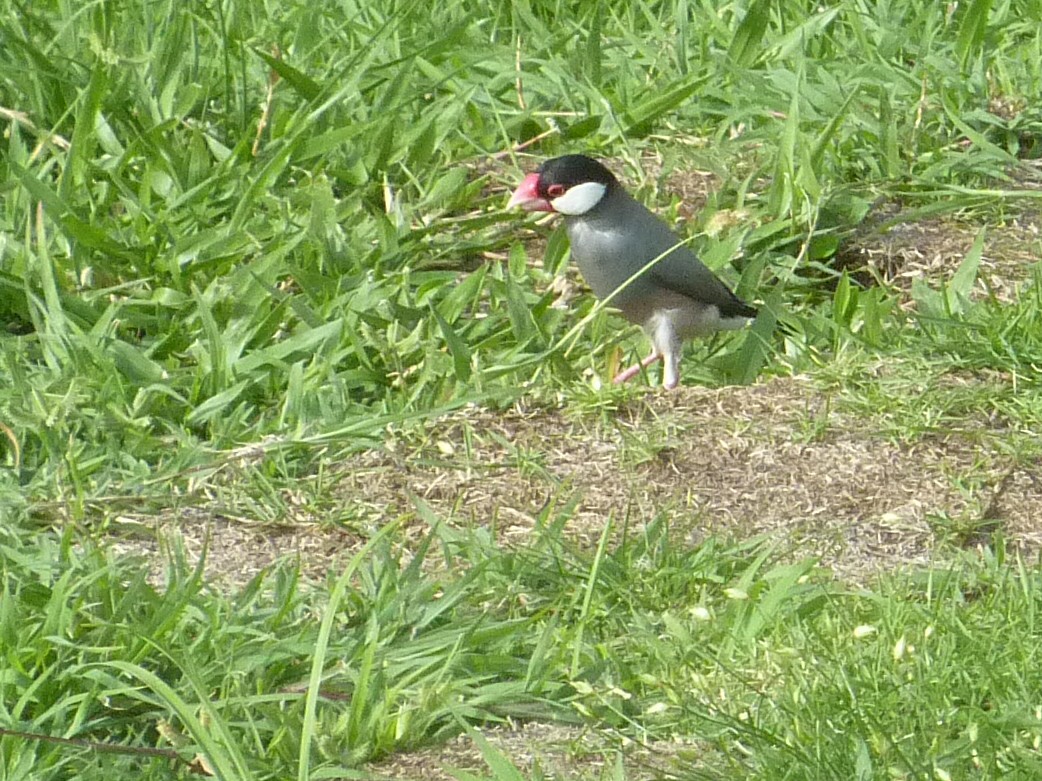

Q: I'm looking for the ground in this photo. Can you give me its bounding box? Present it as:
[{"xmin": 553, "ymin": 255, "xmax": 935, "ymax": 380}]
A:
[
  {"xmin": 107, "ymin": 202, "xmax": 1042, "ymax": 780},
  {"xmin": 117, "ymin": 371, "xmax": 1042, "ymax": 586}
]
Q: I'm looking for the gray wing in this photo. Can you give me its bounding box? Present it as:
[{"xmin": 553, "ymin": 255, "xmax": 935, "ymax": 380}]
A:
[{"xmin": 619, "ymin": 196, "xmax": 756, "ymax": 318}]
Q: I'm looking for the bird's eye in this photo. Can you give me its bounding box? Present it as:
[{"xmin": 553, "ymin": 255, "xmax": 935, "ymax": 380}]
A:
[{"xmin": 547, "ymin": 183, "xmax": 566, "ymax": 198}]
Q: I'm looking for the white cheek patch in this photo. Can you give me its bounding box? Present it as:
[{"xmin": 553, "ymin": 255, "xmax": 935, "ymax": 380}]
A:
[{"xmin": 550, "ymin": 182, "xmax": 607, "ymax": 215}]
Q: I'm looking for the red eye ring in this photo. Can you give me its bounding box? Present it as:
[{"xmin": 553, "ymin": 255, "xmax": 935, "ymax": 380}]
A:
[{"xmin": 547, "ymin": 183, "xmax": 566, "ymax": 198}]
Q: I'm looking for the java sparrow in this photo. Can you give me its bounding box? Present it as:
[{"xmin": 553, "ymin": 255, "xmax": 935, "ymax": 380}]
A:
[{"xmin": 508, "ymin": 154, "xmax": 756, "ymax": 389}]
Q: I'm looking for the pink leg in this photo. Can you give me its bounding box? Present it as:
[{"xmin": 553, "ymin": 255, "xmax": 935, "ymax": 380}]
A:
[{"xmin": 612, "ymin": 351, "xmax": 661, "ymax": 384}]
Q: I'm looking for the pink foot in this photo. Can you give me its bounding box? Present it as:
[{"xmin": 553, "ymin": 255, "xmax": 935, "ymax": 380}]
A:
[{"xmin": 612, "ymin": 352, "xmax": 661, "ymax": 384}]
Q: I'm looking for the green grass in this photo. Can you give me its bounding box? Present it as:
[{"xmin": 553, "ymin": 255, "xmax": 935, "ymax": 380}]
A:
[
  {"xmin": 3, "ymin": 0, "xmax": 1042, "ymax": 777},
  {"xmin": 4, "ymin": 518, "xmax": 1042, "ymax": 779}
]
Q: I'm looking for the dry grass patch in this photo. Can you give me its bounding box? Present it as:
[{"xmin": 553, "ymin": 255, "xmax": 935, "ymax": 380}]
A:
[
  {"xmin": 105, "ymin": 510, "xmax": 368, "ymax": 587},
  {"xmin": 839, "ymin": 208, "xmax": 1041, "ymax": 302},
  {"xmin": 367, "ymin": 721, "xmax": 707, "ymax": 781},
  {"xmin": 333, "ymin": 376, "xmax": 1041, "ymax": 580},
  {"xmin": 110, "ymin": 375, "xmax": 1042, "ymax": 588}
]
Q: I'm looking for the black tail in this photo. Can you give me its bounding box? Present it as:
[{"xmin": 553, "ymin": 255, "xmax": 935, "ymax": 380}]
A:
[{"xmin": 720, "ymin": 288, "xmax": 758, "ymax": 320}]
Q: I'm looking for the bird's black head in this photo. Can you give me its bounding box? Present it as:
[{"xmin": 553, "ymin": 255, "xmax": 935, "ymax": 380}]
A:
[
  {"xmin": 536, "ymin": 155, "xmax": 618, "ymax": 196},
  {"xmin": 508, "ymin": 154, "xmax": 619, "ymax": 216}
]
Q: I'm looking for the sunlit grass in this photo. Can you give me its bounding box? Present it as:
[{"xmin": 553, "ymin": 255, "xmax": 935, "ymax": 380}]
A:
[{"xmin": 3, "ymin": 0, "xmax": 1042, "ymax": 777}]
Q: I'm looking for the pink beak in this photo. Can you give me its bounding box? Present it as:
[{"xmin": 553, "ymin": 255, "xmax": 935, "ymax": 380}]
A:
[{"xmin": 507, "ymin": 172, "xmax": 554, "ymax": 212}]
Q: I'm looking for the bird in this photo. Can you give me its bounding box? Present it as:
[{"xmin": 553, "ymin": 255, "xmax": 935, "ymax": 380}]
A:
[{"xmin": 507, "ymin": 154, "xmax": 757, "ymax": 389}]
